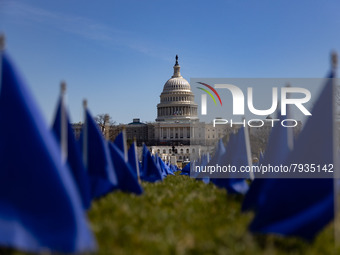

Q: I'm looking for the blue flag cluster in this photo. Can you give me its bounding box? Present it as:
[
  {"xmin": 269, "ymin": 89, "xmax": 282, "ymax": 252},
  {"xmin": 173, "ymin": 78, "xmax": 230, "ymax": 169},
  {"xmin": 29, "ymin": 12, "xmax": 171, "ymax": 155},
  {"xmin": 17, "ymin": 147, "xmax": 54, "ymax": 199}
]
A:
[
  {"xmin": 244, "ymin": 70, "xmax": 336, "ymax": 240},
  {"xmin": 139, "ymin": 144, "xmax": 179, "ymax": 182},
  {"xmin": 140, "ymin": 144, "xmax": 163, "ymax": 182},
  {"xmin": 79, "ymin": 109, "xmax": 118, "ymax": 199},
  {"xmin": 211, "ymin": 128, "xmax": 250, "ymax": 194},
  {"xmin": 109, "ymin": 142, "xmax": 143, "ymax": 195},
  {"xmin": 0, "ymin": 52, "xmax": 96, "ymax": 253},
  {"xmin": 0, "ymin": 51, "xmax": 146, "ymax": 253},
  {"xmin": 180, "ymin": 162, "xmax": 190, "ymax": 176},
  {"xmin": 242, "ymin": 111, "xmax": 292, "ymax": 212},
  {"xmin": 52, "ymin": 98, "xmax": 91, "ymax": 210},
  {"xmin": 0, "ymin": 46, "xmax": 337, "ymax": 252},
  {"xmin": 188, "ymin": 127, "xmax": 251, "ymax": 194}
]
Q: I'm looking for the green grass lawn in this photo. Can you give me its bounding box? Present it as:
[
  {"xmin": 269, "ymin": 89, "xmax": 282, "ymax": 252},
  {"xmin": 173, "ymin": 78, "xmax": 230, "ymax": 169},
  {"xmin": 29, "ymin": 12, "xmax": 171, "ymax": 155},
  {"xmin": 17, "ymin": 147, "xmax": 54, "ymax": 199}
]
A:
[
  {"xmin": 0, "ymin": 173, "xmax": 338, "ymax": 255},
  {"xmin": 88, "ymin": 173, "xmax": 339, "ymax": 255}
]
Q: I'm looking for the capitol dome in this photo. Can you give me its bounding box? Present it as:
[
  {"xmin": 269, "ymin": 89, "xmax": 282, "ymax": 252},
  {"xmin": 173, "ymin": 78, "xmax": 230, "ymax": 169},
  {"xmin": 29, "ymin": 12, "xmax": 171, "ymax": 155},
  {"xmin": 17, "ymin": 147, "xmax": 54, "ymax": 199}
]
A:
[
  {"xmin": 156, "ymin": 55, "xmax": 198, "ymax": 122},
  {"xmin": 162, "ymin": 76, "xmax": 191, "ymax": 92}
]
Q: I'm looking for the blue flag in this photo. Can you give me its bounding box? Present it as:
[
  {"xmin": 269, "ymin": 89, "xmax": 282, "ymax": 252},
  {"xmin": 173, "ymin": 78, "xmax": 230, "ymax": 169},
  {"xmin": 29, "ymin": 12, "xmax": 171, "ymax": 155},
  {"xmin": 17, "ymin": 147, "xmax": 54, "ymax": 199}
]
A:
[
  {"xmin": 211, "ymin": 130, "xmax": 249, "ymax": 194},
  {"xmin": 128, "ymin": 142, "xmax": 140, "ymax": 179},
  {"xmin": 156, "ymin": 156, "xmax": 168, "ymax": 178},
  {"xmin": 141, "ymin": 143, "xmax": 149, "ymax": 176},
  {"xmin": 194, "ymin": 153, "xmax": 210, "ymax": 184},
  {"xmin": 158, "ymin": 156, "xmax": 175, "ymax": 176},
  {"xmin": 80, "ymin": 109, "xmax": 118, "ymax": 199},
  {"xmin": 109, "ymin": 143, "xmax": 143, "ymax": 194},
  {"xmin": 164, "ymin": 161, "xmax": 175, "ymax": 175},
  {"xmin": 199, "ymin": 139, "xmax": 226, "ymax": 184},
  {"xmin": 208, "ymin": 139, "xmax": 226, "ymax": 166},
  {"xmin": 0, "ymin": 52, "xmax": 96, "ymax": 253},
  {"xmin": 242, "ymin": 112, "xmax": 292, "ymax": 212},
  {"xmin": 180, "ymin": 162, "xmax": 190, "ymax": 176},
  {"xmin": 167, "ymin": 161, "xmax": 177, "ymax": 173},
  {"xmin": 52, "ymin": 98, "xmax": 91, "ymax": 210},
  {"xmin": 141, "ymin": 144, "xmax": 163, "ymax": 182},
  {"xmin": 249, "ymin": 70, "xmax": 335, "ymax": 240},
  {"xmin": 114, "ymin": 131, "xmax": 128, "ymax": 162},
  {"xmin": 171, "ymin": 163, "xmax": 179, "ymax": 172}
]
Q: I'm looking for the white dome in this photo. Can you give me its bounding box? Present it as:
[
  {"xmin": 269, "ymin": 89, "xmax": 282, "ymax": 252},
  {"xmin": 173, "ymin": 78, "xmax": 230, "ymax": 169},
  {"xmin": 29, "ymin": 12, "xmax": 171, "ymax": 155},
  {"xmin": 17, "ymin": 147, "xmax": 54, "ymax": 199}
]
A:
[
  {"xmin": 156, "ymin": 55, "xmax": 198, "ymax": 122},
  {"xmin": 163, "ymin": 77, "xmax": 191, "ymax": 92}
]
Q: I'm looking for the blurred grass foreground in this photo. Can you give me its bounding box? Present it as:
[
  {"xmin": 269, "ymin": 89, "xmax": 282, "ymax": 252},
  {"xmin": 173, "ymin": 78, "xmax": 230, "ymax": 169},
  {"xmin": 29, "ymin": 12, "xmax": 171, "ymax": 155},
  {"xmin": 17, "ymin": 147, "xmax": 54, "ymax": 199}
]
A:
[
  {"xmin": 0, "ymin": 172, "xmax": 337, "ymax": 255},
  {"xmin": 87, "ymin": 172, "xmax": 337, "ymax": 255}
]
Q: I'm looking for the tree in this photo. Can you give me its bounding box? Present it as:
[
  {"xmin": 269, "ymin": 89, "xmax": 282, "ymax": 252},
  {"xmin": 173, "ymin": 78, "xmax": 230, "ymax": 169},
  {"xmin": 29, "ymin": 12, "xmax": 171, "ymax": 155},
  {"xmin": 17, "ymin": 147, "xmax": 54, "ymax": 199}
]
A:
[{"xmin": 94, "ymin": 114, "xmax": 116, "ymax": 140}]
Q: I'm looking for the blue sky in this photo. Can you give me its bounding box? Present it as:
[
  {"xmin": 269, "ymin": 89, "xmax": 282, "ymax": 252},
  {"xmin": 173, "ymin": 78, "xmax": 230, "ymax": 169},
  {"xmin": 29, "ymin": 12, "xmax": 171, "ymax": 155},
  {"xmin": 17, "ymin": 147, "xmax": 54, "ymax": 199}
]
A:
[{"xmin": 0, "ymin": 0, "xmax": 339, "ymax": 124}]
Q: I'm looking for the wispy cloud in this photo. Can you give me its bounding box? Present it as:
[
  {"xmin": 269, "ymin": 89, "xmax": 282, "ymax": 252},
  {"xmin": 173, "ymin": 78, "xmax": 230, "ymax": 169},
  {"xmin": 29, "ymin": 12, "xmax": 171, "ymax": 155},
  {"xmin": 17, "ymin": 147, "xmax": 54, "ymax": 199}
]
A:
[{"xmin": 0, "ymin": 0, "xmax": 172, "ymax": 61}]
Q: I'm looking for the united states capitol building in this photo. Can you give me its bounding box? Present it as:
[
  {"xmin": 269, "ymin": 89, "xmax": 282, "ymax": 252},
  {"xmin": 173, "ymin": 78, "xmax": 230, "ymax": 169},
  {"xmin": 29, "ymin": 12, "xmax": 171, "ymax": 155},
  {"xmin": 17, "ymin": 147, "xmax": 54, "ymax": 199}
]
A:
[
  {"xmin": 72, "ymin": 56, "xmax": 235, "ymax": 163},
  {"xmin": 117, "ymin": 55, "xmax": 234, "ymax": 163},
  {"xmin": 73, "ymin": 55, "xmax": 300, "ymax": 164},
  {"xmin": 147, "ymin": 55, "xmax": 234, "ymax": 162}
]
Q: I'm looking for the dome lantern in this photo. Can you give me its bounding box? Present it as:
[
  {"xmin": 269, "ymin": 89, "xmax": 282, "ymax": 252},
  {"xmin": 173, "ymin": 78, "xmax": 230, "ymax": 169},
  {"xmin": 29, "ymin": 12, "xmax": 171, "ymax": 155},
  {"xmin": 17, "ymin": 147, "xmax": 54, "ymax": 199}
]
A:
[{"xmin": 172, "ymin": 55, "xmax": 181, "ymax": 78}]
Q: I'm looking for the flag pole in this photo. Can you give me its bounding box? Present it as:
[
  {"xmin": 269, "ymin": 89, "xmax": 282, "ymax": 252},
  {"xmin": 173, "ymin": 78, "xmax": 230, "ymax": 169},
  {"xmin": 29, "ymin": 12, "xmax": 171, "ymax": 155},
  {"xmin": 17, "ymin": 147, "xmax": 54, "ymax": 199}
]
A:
[
  {"xmin": 122, "ymin": 127, "xmax": 128, "ymax": 162},
  {"xmin": 82, "ymin": 99, "xmax": 88, "ymax": 169},
  {"xmin": 134, "ymin": 137, "xmax": 141, "ymax": 184},
  {"xmin": 0, "ymin": 34, "xmax": 4, "ymax": 50},
  {"xmin": 331, "ymin": 51, "xmax": 340, "ymax": 247},
  {"xmin": 60, "ymin": 81, "xmax": 68, "ymax": 163},
  {"xmin": 0, "ymin": 34, "xmax": 5, "ymax": 92},
  {"xmin": 243, "ymin": 117, "xmax": 253, "ymax": 180},
  {"xmin": 285, "ymin": 83, "xmax": 294, "ymax": 151}
]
